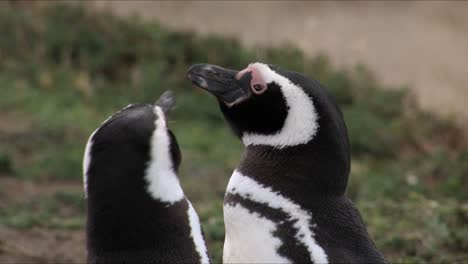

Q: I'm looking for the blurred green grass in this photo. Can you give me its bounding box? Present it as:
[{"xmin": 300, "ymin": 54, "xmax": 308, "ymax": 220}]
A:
[
  {"xmin": 0, "ymin": 4, "xmax": 467, "ymax": 263},
  {"xmin": 0, "ymin": 190, "xmax": 84, "ymax": 229}
]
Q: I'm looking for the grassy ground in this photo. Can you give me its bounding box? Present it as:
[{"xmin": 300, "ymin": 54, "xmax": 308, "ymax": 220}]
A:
[{"xmin": 0, "ymin": 4, "xmax": 467, "ymax": 263}]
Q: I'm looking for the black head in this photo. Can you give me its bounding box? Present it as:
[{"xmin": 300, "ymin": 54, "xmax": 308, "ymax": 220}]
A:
[
  {"xmin": 83, "ymin": 90, "xmax": 181, "ymax": 200},
  {"xmin": 187, "ymin": 63, "xmax": 350, "ymax": 195},
  {"xmin": 187, "ymin": 63, "xmax": 348, "ymax": 148}
]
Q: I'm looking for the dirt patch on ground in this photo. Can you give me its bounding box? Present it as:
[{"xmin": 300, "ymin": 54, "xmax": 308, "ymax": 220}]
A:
[
  {"xmin": 0, "ymin": 178, "xmax": 85, "ymax": 263},
  {"xmin": 0, "ymin": 178, "xmax": 81, "ymax": 205},
  {"xmin": 0, "ymin": 228, "xmax": 85, "ymax": 264},
  {"xmin": 94, "ymin": 1, "xmax": 468, "ymax": 124},
  {"xmin": 0, "ymin": 113, "xmax": 32, "ymax": 135}
]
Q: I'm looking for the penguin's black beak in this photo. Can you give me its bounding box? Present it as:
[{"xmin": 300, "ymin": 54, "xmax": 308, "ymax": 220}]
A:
[
  {"xmin": 187, "ymin": 63, "xmax": 250, "ymax": 106},
  {"xmin": 156, "ymin": 90, "xmax": 176, "ymax": 115}
]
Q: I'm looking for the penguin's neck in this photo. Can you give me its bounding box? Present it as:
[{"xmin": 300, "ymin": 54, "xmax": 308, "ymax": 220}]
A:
[
  {"xmin": 238, "ymin": 133, "xmax": 349, "ymax": 200},
  {"xmin": 86, "ymin": 160, "xmax": 189, "ymax": 251}
]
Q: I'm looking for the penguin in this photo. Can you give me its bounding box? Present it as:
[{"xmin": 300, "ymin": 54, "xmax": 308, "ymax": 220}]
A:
[
  {"xmin": 83, "ymin": 91, "xmax": 211, "ymax": 264},
  {"xmin": 187, "ymin": 63, "xmax": 386, "ymax": 264}
]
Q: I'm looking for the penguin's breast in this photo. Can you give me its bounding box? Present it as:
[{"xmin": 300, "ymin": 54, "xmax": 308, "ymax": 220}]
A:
[
  {"xmin": 223, "ymin": 201, "xmax": 291, "ymax": 263},
  {"xmin": 223, "ymin": 170, "xmax": 328, "ymax": 264}
]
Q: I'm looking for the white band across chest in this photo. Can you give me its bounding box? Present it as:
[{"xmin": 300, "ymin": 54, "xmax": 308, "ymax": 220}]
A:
[{"xmin": 225, "ymin": 170, "xmax": 328, "ymax": 264}]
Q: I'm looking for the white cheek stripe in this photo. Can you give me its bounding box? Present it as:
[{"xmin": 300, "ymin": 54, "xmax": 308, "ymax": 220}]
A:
[
  {"xmin": 83, "ymin": 129, "xmax": 99, "ymax": 198},
  {"xmin": 226, "ymin": 170, "xmax": 328, "ymax": 264},
  {"xmin": 241, "ymin": 62, "xmax": 319, "ymax": 149},
  {"xmin": 188, "ymin": 202, "xmax": 210, "ymax": 264},
  {"xmin": 144, "ymin": 106, "xmax": 184, "ymax": 204}
]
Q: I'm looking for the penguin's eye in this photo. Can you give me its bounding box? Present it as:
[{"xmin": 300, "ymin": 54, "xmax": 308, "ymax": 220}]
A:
[{"xmin": 252, "ymin": 83, "xmax": 267, "ymax": 95}]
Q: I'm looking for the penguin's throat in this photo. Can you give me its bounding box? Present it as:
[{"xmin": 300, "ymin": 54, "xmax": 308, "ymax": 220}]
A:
[{"xmin": 240, "ymin": 144, "xmax": 349, "ymax": 196}]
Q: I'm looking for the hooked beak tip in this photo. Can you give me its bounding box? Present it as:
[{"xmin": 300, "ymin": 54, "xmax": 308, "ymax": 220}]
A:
[{"xmin": 186, "ymin": 63, "xmax": 249, "ymax": 106}]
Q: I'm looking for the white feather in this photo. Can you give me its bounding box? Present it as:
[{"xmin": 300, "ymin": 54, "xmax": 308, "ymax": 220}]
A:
[
  {"xmin": 82, "ymin": 129, "xmax": 99, "ymax": 198},
  {"xmin": 224, "ymin": 203, "xmax": 291, "ymax": 264},
  {"xmin": 144, "ymin": 106, "xmax": 184, "ymax": 204},
  {"xmin": 188, "ymin": 201, "xmax": 211, "ymax": 264}
]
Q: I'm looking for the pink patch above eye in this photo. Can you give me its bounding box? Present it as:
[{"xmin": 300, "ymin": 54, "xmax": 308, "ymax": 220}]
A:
[{"xmin": 236, "ymin": 65, "xmax": 267, "ymax": 94}]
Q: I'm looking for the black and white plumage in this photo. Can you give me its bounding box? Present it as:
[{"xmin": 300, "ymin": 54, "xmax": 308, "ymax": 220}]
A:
[
  {"xmin": 83, "ymin": 91, "xmax": 210, "ymax": 264},
  {"xmin": 187, "ymin": 63, "xmax": 386, "ymax": 263}
]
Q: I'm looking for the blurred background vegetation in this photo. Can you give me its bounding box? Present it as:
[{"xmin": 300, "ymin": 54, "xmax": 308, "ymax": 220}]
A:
[{"xmin": 0, "ymin": 3, "xmax": 467, "ymax": 263}]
